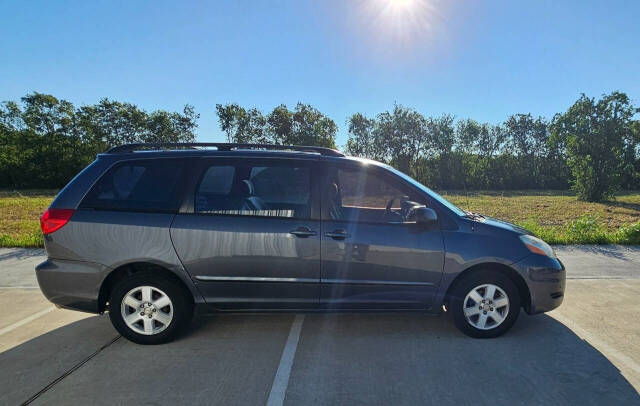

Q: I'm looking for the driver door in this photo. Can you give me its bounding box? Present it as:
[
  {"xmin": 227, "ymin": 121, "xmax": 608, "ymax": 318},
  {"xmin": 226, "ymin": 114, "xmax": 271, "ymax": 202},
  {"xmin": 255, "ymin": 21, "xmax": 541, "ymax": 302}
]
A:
[{"xmin": 320, "ymin": 163, "xmax": 445, "ymax": 309}]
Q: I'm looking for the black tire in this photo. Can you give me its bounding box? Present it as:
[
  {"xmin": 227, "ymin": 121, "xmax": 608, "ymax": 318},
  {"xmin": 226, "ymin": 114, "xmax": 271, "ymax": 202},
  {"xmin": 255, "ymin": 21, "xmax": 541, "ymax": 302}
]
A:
[
  {"xmin": 449, "ymin": 270, "xmax": 520, "ymax": 338},
  {"xmin": 108, "ymin": 271, "xmax": 193, "ymax": 345}
]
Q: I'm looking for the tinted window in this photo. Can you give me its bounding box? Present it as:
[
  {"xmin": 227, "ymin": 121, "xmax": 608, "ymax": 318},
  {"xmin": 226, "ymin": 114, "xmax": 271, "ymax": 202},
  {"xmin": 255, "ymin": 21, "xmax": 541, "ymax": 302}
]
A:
[
  {"xmin": 195, "ymin": 162, "xmax": 311, "ymax": 218},
  {"xmin": 198, "ymin": 166, "xmax": 235, "ymax": 194},
  {"xmin": 384, "ymin": 164, "xmax": 467, "ymax": 216},
  {"xmin": 250, "ymin": 166, "xmax": 309, "ymax": 204},
  {"xmin": 80, "ymin": 159, "xmax": 185, "ymax": 212},
  {"xmin": 325, "ymin": 167, "xmax": 425, "ymax": 223}
]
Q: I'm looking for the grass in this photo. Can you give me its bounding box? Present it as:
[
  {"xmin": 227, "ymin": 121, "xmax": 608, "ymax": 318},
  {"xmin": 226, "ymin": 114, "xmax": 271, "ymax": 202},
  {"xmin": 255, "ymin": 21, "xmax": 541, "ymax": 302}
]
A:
[
  {"xmin": 0, "ymin": 190, "xmax": 58, "ymax": 248},
  {"xmin": 442, "ymin": 190, "xmax": 640, "ymax": 245},
  {"xmin": 0, "ymin": 189, "xmax": 639, "ymax": 247}
]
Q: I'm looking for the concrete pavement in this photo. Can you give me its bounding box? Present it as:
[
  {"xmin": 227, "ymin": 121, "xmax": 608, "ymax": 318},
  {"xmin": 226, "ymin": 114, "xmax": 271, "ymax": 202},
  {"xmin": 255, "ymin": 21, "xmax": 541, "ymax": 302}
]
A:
[
  {"xmin": 0, "ymin": 248, "xmax": 43, "ymax": 288},
  {"xmin": 554, "ymin": 245, "xmax": 640, "ymax": 279},
  {"xmin": 0, "ymin": 246, "xmax": 639, "ymax": 405}
]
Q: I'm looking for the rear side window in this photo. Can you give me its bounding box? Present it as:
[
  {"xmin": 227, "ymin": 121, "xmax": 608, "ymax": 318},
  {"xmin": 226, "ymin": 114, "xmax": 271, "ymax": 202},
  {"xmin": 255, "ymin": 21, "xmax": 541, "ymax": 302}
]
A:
[
  {"xmin": 195, "ymin": 162, "xmax": 311, "ymax": 218},
  {"xmin": 198, "ymin": 166, "xmax": 235, "ymax": 195},
  {"xmin": 80, "ymin": 159, "xmax": 185, "ymax": 212},
  {"xmin": 250, "ymin": 166, "xmax": 309, "ymax": 204}
]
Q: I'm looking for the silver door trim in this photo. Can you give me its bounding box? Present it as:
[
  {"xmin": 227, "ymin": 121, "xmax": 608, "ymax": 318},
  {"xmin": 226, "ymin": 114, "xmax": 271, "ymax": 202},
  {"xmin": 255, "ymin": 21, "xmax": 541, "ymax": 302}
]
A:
[
  {"xmin": 194, "ymin": 276, "xmax": 318, "ymax": 283},
  {"xmin": 322, "ymin": 278, "xmax": 435, "ymax": 286}
]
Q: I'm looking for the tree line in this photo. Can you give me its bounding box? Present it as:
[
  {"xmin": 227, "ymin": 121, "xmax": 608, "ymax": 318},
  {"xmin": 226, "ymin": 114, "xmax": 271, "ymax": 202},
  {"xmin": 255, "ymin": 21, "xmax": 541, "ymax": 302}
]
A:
[
  {"xmin": 1, "ymin": 91, "xmax": 638, "ymax": 201},
  {"xmin": 215, "ymin": 92, "xmax": 639, "ymax": 202},
  {"xmin": 0, "ymin": 92, "xmax": 198, "ymax": 188}
]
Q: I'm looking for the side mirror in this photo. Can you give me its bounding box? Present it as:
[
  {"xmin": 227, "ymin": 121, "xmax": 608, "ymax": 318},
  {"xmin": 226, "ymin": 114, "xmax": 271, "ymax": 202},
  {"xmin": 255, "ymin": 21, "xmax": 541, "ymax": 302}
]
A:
[{"xmin": 413, "ymin": 207, "xmax": 438, "ymax": 226}]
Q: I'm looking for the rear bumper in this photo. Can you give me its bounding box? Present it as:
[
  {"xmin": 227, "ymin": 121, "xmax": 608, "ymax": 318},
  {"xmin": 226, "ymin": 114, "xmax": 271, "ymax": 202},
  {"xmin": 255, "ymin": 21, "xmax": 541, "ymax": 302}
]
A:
[
  {"xmin": 512, "ymin": 254, "xmax": 566, "ymax": 314},
  {"xmin": 35, "ymin": 258, "xmax": 109, "ymax": 313}
]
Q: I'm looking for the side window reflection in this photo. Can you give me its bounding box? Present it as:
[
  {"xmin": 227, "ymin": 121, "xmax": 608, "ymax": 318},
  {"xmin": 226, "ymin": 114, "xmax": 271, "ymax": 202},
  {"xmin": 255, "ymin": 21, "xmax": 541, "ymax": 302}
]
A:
[{"xmin": 326, "ymin": 168, "xmax": 426, "ymax": 224}]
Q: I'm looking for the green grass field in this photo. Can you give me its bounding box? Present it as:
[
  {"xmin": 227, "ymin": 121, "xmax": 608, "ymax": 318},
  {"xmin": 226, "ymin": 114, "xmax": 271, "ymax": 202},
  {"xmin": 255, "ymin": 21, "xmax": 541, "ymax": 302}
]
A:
[
  {"xmin": 442, "ymin": 190, "xmax": 640, "ymax": 244},
  {"xmin": 0, "ymin": 190, "xmax": 57, "ymax": 248},
  {"xmin": 1, "ymin": 189, "xmax": 639, "ymax": 247}
]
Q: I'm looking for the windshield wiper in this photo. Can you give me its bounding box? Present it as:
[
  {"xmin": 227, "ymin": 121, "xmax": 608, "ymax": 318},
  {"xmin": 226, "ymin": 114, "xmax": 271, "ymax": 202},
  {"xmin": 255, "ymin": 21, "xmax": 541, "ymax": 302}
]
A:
[{"xmin": 464, "ymin": 211, "xmax": 485, "ymax": 220}]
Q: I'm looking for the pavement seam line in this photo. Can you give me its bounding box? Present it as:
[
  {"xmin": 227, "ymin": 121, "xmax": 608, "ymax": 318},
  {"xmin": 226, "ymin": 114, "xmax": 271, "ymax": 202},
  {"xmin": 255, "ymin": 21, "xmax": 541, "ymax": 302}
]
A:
[
  {"xmin": 0, "ymin": 307, "xmax": 55, "ymax": 336},
  {"xmin": 19, "ymin": 335, "xmax": 121, "ymax": 406},
  {"xmin": 266, "ymin": 314, "xmax": 305, "ymax": 406}
]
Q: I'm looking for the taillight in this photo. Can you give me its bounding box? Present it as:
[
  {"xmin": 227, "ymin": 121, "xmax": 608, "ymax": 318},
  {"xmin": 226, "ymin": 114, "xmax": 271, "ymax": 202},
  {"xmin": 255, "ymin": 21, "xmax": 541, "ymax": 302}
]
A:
[{"xmin": 40, "ymin": 209, "xmax": 75, "ymax": 235}]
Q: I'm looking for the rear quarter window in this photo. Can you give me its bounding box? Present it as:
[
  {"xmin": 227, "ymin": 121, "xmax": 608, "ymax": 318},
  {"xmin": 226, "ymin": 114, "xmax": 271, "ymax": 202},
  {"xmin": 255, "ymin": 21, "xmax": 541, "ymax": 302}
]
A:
[{"xmin": 80, "ymin": 159, "xmax": 185, "ymax": 212}]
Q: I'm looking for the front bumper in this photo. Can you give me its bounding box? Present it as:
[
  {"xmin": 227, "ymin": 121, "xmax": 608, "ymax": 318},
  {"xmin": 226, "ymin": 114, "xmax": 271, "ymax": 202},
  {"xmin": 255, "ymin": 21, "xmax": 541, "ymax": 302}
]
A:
[
  {"xmin": 512, "ymin": 254, "xmax": 566, "ymax": 314},
  {"xmin": 35, "ymin": 258, "xmax": 109, "ymax": 313}
]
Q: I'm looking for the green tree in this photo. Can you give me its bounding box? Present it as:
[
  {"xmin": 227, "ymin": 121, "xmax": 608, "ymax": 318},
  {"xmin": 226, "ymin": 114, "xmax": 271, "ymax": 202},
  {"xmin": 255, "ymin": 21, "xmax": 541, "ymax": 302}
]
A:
[
  {"xmin": 215, "ymin": 102, "xmax": 337, "ymax": 148},
  {"xmin": 0, "ymin": 92, "xmax": 198, "ymax": 189},
  {"xmin": 427, "ymin": 114, "xmax": 457, "ymax": 187},
  {"xmin": 345, "ymin": 113, "xmax": 383, "ymax": 160},
  {"xmin": 267, "ymin": 103, "xmax": 337, "ymax": 148},
  {"xmin": 215, "ymin": 103, "xmax": 267, "ymax": 143},
  {"xmin": 551, "ymin": 92, "xmax": 638, "ymax": 201},
  {"xmin": 621, "ymin": 117, "xmax": 640, "ymax": 189},
  {"xmin": 455, "ymin": 120, "xmax": 508, "ymax": 188},
  {"xmin": 504, "ymin": 114, "xmax": 549, "ymax": 188},
  {"xmin": 346, "ymin": 104, "xmax": 428, "ymax": 174}
]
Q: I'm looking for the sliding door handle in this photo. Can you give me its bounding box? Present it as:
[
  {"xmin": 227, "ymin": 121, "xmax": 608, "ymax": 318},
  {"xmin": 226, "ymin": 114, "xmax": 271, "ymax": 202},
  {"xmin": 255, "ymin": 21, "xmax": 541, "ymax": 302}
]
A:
[
  {"xmin": 289, "ymin": 227, "xmax": 317, "ymax": 238},
  {"xmin": 325, "ymin": 229, "xmax": 351, "ymax": 240}
]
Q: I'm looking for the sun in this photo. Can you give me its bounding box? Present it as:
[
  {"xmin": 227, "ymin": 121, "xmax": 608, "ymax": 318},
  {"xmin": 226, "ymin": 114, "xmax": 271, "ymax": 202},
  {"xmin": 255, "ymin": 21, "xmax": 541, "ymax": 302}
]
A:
[
  {"xmin": 378, "ymin": 0, "xmax": 426, "ymax": 16},
  {"xmin": 364, "ymin": 0, "xmax": 437, "ymax": 45},
  {"xmin": 386, "ymin": 0, "xmax": 419, "ymax": 12}
]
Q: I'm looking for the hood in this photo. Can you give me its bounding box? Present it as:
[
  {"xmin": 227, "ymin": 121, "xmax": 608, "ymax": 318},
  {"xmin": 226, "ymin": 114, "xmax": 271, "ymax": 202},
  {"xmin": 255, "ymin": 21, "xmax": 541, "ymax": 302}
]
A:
[{"xmin": 478, "ymin": 216, "xmax": 532, "ymax": 235}]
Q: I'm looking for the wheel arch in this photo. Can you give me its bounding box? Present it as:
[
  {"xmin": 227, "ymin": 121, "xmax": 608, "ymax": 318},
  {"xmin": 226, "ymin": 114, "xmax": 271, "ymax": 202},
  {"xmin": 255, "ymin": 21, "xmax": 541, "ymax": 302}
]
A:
[
  {"xmin": 98, "ymin": 262, "xmax": 199, "ymax": 312},
  {"xmin": 444, "ymin": 262, "xmax": 531, "ymax": 312}
]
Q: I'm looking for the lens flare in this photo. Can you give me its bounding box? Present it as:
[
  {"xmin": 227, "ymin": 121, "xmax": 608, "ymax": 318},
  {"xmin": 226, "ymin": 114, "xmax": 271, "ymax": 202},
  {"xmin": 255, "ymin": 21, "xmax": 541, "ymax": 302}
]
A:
[
  {"xmin": 361, "ymin": 0, "xmax": 439, "ymax": 47},
  {"xmin": 386, "ymin": 0, "xmax": 419, "ymax": 12}
]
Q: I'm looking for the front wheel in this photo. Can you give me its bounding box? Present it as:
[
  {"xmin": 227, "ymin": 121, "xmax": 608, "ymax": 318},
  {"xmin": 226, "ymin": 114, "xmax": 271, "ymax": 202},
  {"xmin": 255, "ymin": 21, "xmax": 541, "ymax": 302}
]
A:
[
  {"xmin": 108, "ymin": 272, "xmax": 193, "ymax": 344},
  {"xmin": 449, "ymin": 270, "xmax": 521, "ymax": 338}
]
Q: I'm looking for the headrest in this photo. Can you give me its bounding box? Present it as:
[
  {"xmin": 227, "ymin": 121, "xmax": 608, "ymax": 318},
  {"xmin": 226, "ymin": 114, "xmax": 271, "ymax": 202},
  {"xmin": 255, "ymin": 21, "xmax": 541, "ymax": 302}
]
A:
[
  {"xmin": 238, "ymin": 179, "xmax": 255, "ymax": 196},
  {"xmin": 329, "ymin": 182, "xmax": 339, "ymax": 200}
]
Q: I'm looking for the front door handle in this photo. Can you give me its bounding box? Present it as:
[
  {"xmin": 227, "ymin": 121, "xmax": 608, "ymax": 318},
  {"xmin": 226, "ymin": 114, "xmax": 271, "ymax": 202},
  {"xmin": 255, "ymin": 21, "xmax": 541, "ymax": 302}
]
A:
[
  {"xmin": 289, "ymin": 227, "xmax": 317, "ymax": 238},
  {"xmin": 325, "ymin": 229, "xmax": 351, "ymax": 240}
]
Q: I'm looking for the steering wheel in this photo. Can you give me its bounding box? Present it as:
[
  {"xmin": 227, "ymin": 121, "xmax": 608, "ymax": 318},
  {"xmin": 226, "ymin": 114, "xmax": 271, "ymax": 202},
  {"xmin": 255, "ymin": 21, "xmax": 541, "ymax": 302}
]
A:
[
  {"xmin": 385, "ymin": 196, "xmax": 421, "ymax": 222},
  {"xmin": 384, "ymin": 197, "xmax": 397, "ymax": 218},
  {"xmin": 384, "ymin": 197, "xmax": 408, "ymax": 223}
]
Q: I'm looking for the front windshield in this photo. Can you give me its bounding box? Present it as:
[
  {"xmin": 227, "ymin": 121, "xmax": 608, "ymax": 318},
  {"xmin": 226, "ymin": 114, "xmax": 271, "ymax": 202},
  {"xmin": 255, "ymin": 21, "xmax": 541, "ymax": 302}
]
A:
[{"xmin": 382, "ymin": 164, "xmax": 467, "ymax": 217}]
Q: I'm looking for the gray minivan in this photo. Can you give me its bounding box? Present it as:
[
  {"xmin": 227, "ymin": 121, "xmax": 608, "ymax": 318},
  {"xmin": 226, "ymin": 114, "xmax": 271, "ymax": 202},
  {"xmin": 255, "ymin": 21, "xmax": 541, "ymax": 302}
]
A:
[{"xmin": 36, "ymin": 143, "xmax": 565, "ymax": 344}]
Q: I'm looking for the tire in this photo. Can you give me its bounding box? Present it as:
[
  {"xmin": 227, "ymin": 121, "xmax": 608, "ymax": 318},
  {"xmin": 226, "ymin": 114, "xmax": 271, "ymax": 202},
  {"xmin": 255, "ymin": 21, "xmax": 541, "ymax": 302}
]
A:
[
  {"xmin": 108, "ymin": 271, "xmax": 193, "ymax": 345},
  {"xmin": 449, "ymin": 270, "xmax": 521, "ymax": 338}
]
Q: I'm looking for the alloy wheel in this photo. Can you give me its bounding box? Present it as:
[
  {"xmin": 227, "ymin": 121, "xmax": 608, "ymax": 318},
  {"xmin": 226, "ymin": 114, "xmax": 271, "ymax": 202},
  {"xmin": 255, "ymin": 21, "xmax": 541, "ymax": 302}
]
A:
[
  {"xmin": 462, "ymin": 284, "xmax": 510, "ymax": 330},
  {"xmin": 121, "ymin": 285, "xmax": 173, "ymax": 335}
]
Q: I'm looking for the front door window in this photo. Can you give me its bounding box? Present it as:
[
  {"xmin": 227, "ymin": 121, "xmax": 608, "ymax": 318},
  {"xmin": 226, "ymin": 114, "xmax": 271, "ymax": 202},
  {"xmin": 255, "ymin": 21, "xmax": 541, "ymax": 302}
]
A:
[{"xmin": 325, "ymin": 167, "xmax": 427, "ymax": 224}]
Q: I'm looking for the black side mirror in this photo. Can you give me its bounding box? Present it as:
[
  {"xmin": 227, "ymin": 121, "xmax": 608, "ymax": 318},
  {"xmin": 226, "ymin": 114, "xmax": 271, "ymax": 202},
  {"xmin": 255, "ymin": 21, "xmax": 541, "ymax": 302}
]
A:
[{"xmin": 412, "ymin": 207, "xmax": 438, "ymax": 226}]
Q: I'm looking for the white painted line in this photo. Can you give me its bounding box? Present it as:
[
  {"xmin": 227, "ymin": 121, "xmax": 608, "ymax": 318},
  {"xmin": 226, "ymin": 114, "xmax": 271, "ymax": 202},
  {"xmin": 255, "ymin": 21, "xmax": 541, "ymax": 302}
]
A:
[
  {"xmin": 266, "ymin": 314, "xmax": 305, "ymax": 406},
  {"xmin": 0, "ymin": 306, "xmax": 55, "ymax": 336}
]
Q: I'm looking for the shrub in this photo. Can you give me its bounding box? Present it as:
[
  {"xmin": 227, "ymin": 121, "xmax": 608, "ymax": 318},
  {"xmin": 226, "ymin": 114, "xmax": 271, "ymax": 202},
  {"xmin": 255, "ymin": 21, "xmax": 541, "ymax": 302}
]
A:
[
  {"xmin": 615, "ymin": 222, "xmax": 640, "ymax": 245},
  {"xmin": 565, "ymin": 215, "xmax": 608, "ymax": 244},
  {"xmin": 517, "ymin": 220, "xmax": 566, "ymax": 244}
]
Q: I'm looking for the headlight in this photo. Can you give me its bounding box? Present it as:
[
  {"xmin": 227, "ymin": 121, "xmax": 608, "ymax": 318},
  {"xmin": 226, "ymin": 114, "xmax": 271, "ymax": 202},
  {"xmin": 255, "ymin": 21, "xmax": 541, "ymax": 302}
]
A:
[{"xmin": 519, "ymin": 234, "xmax": 556, "ymax": 258}]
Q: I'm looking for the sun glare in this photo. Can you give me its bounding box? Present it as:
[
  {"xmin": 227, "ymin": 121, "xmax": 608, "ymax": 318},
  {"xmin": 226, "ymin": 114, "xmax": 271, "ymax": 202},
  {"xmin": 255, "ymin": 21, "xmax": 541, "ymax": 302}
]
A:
[
  {"xmin": 362, "ymin": 0, "xmax": 439, "ymax": 47},
  {"xmin": 387, "ymin": 0, "xmax": 418, "ymax": 12}
]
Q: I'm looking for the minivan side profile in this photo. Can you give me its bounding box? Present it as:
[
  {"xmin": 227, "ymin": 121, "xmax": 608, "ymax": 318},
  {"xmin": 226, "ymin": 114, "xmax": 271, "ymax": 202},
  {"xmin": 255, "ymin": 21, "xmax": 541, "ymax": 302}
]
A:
[{"xmin": 36, "ymin": 143, "xmax": 565, "ymax": 344}]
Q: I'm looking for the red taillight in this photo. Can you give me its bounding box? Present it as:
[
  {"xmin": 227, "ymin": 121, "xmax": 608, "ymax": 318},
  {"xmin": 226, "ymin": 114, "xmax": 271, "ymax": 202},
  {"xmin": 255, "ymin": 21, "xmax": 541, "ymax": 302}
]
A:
[{"xmin": 40, "ymin": 209, "xmax": 75, "ymax": 235}]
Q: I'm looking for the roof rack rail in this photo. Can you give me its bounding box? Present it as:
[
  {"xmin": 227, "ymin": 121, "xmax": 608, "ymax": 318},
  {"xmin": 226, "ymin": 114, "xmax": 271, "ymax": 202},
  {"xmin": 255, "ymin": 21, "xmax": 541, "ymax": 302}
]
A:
[{"xmin": 106, "ymin": 142, "xmax": 344, "ymax": 157}]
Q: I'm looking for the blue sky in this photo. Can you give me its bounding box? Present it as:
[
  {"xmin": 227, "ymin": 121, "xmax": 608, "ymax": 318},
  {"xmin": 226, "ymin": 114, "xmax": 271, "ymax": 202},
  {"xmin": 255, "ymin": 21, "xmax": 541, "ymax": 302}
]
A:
[{"xmin": 1, "ymin": 0, "xmax": 639, "ymax": 145}]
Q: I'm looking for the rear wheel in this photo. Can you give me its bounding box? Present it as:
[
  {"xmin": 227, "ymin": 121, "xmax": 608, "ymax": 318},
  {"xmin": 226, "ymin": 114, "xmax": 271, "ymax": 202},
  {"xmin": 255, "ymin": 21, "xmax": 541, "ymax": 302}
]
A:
[
  {"xmin": 449, "ymin": 270, "xmax": 520, "ymax": 338},
  {"xmin": 108, "ymin": 272, "xmax": 193, "ymax": 344}
]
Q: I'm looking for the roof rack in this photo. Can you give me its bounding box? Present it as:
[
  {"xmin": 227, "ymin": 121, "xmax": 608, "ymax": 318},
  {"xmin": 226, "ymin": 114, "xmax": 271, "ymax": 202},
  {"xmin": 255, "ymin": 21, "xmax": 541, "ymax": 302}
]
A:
[{"xmin": 106, "ymin": 143, "xmax": 344, "ymax": 157}]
